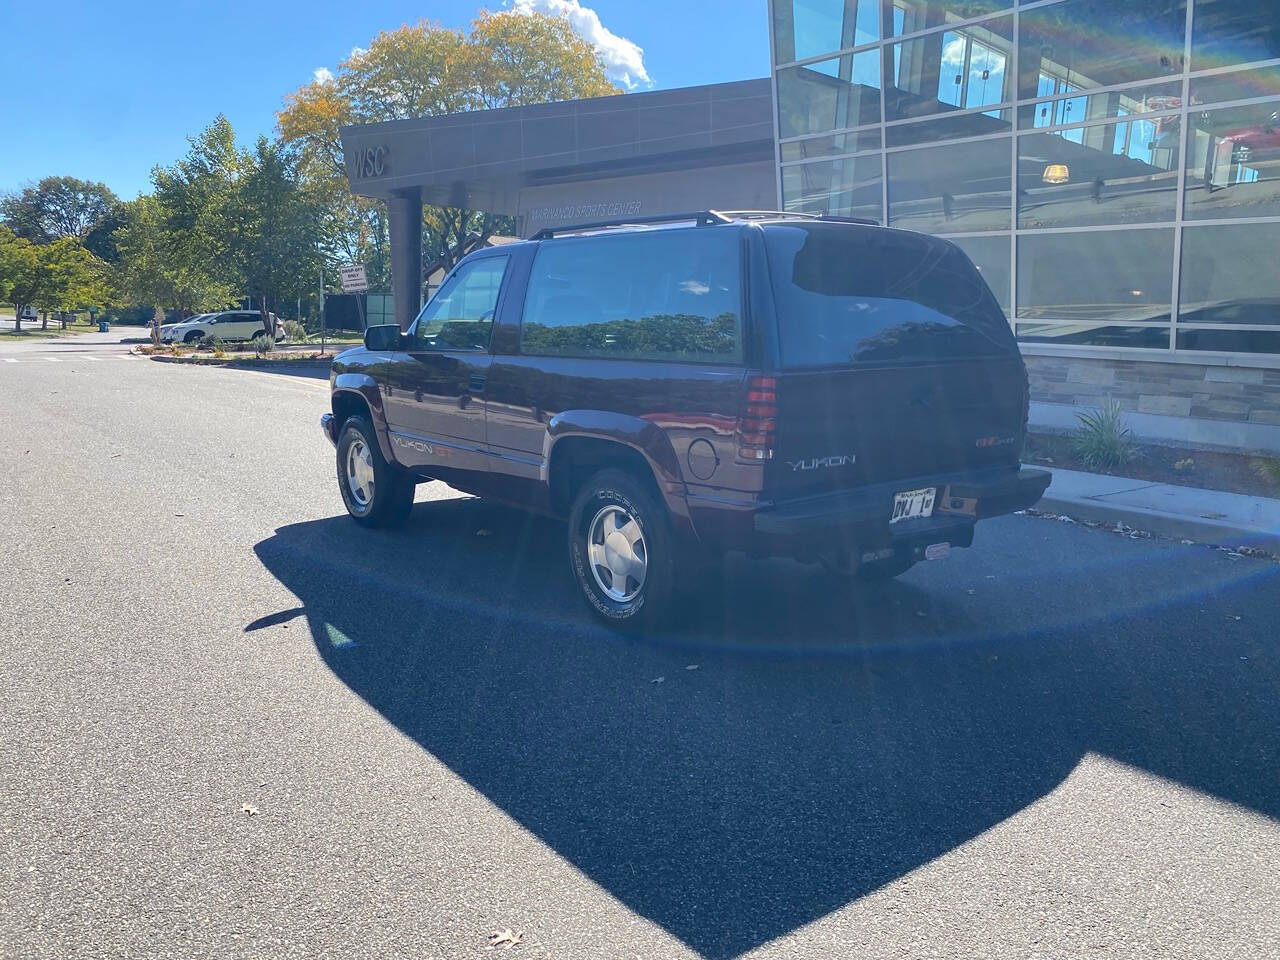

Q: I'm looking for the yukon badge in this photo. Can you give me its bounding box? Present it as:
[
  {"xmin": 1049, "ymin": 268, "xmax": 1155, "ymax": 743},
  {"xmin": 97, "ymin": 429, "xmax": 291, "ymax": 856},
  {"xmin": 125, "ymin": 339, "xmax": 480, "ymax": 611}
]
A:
[{"xmin": 787, "ymin": 455, "xmax": 856, "ymax": 472}]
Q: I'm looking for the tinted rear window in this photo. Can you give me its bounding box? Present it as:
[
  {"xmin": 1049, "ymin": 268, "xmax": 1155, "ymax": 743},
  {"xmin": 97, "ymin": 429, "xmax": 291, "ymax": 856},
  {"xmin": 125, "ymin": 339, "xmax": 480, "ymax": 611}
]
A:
[
  {"xmin": 763, "ymin": 224, "xmax": 1016, "ymax": 367},
  {"xmin": 521, "ymin": 227, "xmax": 743, "ymax": 363}
]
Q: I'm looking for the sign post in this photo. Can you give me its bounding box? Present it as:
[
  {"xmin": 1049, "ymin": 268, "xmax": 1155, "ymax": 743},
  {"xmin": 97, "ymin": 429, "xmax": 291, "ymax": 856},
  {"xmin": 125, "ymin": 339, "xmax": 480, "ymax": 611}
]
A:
[{"xmin": 339, "ymin": 264, "xmax": 370, "ymax": 333}]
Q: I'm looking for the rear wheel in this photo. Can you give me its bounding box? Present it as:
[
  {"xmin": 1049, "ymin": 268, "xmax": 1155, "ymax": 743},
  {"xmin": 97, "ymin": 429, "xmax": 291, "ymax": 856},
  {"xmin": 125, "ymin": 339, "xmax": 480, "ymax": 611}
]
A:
[
  {"xmin": 336, "ymin": 416, "xmax": 414, "ymax": 528},
  {"xmin": 184, "ymin": 330, "xmax": 204, "ymax": 344},
  {"xmin": 568, "ymin": 468, "xmax": 674, "ymax": 631}
]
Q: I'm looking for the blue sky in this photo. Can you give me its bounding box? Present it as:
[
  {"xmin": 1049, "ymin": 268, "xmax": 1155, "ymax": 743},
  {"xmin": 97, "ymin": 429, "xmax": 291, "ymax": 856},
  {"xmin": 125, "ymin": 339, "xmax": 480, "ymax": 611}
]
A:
[{"xmin": 1, "ymin": 0, "xmax": 769, "ymax": 200}]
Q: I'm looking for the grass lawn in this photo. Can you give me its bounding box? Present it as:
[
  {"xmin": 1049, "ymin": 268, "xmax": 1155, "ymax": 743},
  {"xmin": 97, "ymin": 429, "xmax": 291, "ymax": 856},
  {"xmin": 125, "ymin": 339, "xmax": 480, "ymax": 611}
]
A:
[{"xmin": 0, "ymin": 322, "xmax": 100, "ymax": 339}]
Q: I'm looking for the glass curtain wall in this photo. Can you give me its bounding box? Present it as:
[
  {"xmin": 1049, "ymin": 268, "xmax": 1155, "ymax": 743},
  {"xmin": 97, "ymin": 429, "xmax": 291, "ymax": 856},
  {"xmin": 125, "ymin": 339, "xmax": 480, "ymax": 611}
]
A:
[{"xmin": 770, "ymin": 0, "xmax": 1280, "ymax": 358}]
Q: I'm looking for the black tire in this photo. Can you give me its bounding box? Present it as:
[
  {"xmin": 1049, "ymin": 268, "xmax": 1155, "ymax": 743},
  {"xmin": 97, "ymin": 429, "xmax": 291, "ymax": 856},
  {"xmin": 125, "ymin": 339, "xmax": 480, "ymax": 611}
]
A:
[
  {"xmin": 568, "ymin": 468, "xmax": 675, "ymax": 631},
  {"xmin": 336, "ymin": 416, "xmax": 415, "ymax": 528},
  {"xmin": 184, "ymin": 331, "xmax": 204, "ymax": 344}
]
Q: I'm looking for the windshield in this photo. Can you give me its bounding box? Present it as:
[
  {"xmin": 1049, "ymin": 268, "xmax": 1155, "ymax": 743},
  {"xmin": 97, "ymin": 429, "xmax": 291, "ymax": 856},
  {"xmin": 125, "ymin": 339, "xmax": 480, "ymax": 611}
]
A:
[{"xmin": 764, "ymin": 223, "xmax": 1016, "ymax": 367}]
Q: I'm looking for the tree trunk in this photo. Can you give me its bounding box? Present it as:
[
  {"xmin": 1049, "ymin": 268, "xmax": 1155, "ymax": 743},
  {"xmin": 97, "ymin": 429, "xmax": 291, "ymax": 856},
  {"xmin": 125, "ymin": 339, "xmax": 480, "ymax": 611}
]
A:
[
  {"xmin": 13, "ymin": 306, "xmax": 21, "ymax": 332},
  {"xmin": 41, "ymin": 311, "xmax": 48, "ymax": 331}
]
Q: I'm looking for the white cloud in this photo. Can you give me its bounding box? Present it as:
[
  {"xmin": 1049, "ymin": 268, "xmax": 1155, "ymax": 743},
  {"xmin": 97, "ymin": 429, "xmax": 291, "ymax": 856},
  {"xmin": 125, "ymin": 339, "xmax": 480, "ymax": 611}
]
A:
[
  {"xmin": 348, "ymin": 45, "xmax": 367, "ymax": 61},
  {"xmin": 511, "ymin": 0, "xmax": 652, "ymax": 89},
  {"xmin": 313, "ymin": 66, "xmax": 334, "ymax": 85}
]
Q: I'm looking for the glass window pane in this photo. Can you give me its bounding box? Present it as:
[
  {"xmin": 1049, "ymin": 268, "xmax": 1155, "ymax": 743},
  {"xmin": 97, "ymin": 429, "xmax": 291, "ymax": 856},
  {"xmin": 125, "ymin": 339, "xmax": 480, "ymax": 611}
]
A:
[
  {"xmin": 1018, "ymin": 80, "xmax": 1182, "ymax": 129},
  {"xmin": 888, "ymin": 136, "xmax": 1012, "ymax": 233},
  {"xmin": 520, "ymin": 229, "xmax": 743, "ymax": 363},
  {"xmin": 777, "ymin": 49, "xmax": 882, "ymax": 137},
  {"xmin": 782, "ymin": 156, "xmax": 884, "ymax": 220},
  {"xmin": 1190, "ymin": 65, "xmax": 1280, "ymax": 106},
  {"xmin": 890, "ymin": 0, "xmax": 1012, "ymax": 37},
  {"xmin": 885, "ymin": 108, "xmax": 1011, "ymax": 146},
  {"xmin": 1183, "ymin": 101, "xmax": 1280, "ymax": 220},
  {"xmin": 886, "ymin": 16, "xmax": 1012, "ymax": 122},
  {"xmin": 1017, "ymin": 118, "xmax": 1181, "ymax": 228},
  {"xmin": 773, "ymin": 0, "xmax": 882, "ymax": 64},
  {"xmin": 950, "ymin": 234, "xmax": 1011, "ymax": 312},
  {"xmin": 1179, "ymin": 223, "xmax": 1280, "ymax": 326},
  {"xmin": 780, "ymin": 128, "xmax": 882, "ymax": 161},
  {"xmin": 413, "ymin": 257, "xmax": 509, "ymax": 350},
  {"xmin": 1177, "ymin": 329, "xmax": 1280, "ymax": 353},
  {"xmin": 1017, "ymin": 229, "xmax": 1175, "ymax": 322},
  {"xmin": 763, "ymin": 223, "xmax": 1016, "ymax": 367},
  {"xmin": 1017, "ymin": 0, "xmax": 1186, "ymax": 101},
  {"xmin": 1016, "ymin": 323, "xmax": 1172, "ymax": 348},
  {"xmin": 1191, "ymin": 0, "xmax": 1280, "ymax": 72}
]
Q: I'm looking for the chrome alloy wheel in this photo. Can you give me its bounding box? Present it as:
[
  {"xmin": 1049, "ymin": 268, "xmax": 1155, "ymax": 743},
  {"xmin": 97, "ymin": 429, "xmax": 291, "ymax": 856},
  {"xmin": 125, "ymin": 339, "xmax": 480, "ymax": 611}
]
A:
[
  {"xmin": 345, "ymin": 439, "xmax": 376, "ymax": 509},
  {"xmin": 587, "ymin": 504, "xmax": 648, "ymax": 603}
]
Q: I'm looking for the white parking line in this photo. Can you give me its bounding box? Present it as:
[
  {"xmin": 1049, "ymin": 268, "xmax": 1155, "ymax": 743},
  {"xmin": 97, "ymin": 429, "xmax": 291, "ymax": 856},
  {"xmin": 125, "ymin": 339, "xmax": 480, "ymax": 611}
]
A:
[
  {"xmin": 3, "ymin": 358, "xmax": 17, "ymax": 363},
  {"xmin": 43, "ymin": 357, "xmax": 62, "ymax": 362}
]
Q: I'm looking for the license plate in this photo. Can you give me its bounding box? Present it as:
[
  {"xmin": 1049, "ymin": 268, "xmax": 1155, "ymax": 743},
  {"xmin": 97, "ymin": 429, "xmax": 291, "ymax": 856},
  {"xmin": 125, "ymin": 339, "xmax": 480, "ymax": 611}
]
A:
[{"xmin": 891, "ymin": 487, "xmax": 936, "ymax": 524}]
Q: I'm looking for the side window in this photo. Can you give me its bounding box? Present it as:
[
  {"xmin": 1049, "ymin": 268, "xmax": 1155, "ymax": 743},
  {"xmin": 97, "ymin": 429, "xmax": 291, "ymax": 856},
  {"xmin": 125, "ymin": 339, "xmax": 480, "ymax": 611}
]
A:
[
  {"xmin": 411, "ymin": 256, "xmax": 509, "ymax": 351},
  {"xmin": 520, "ymin": 228, "xmax": 743, "ymax": 363}
]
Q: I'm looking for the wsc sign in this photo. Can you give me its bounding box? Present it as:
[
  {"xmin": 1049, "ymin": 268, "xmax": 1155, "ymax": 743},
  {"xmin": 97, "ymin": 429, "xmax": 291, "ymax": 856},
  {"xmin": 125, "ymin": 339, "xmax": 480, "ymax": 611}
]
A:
[{"xmin": 353, "ymin": 145, "xmax": 389, "ymax": 179}]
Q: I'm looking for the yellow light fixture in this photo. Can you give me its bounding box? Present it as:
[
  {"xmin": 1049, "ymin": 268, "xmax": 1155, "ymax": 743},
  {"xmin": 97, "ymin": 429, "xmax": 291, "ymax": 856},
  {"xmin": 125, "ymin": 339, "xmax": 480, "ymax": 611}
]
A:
[{"xmin": 1042, "ymin": 163, "xmax": 1070, "ymax": 184}]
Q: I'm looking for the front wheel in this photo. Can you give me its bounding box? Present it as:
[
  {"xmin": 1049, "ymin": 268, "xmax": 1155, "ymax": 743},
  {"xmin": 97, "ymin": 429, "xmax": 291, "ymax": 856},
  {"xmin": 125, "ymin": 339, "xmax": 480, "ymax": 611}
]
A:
[
  {"xmin": 336, "ymin": 416, "xmax": 414, "ymax": 528},
  {"xmin": 568, "ymin": 468, "xmax": 675, "ymax": 631},
  {"xmin": 184, "ymin": 331, "xmax": 204, "ymax": 344}
]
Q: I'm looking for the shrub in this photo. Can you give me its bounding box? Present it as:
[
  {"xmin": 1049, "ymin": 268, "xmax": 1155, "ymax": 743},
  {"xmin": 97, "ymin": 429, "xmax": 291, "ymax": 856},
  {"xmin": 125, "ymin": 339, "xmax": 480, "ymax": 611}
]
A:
[
  {"xmin": 283, "ymin": 319, "xmax": 308, "ymax": 343},
  {"xmin": 1072, "ymin": 399, "xmax": 1134, "ymax": 471},
  {"xmin": 253, "ymin": 334, "xmax": 275, "ymax": 358},
  {"xmin": 1254, "ymin": 457, "xmax": 1280, "ymax": 494}
]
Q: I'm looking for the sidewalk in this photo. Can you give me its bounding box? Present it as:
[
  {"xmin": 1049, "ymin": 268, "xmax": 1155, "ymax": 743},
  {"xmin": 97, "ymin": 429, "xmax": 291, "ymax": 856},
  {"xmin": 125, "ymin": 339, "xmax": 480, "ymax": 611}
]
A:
[{"xmin": 1035, "ymin": 465, "xmax": 1280, "ymax": 554}]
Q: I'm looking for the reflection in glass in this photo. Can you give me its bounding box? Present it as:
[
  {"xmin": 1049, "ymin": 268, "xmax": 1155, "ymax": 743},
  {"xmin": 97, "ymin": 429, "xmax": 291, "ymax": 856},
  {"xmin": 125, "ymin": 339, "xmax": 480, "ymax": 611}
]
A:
[
  {"xmin": 1018, "ymin": 81, "xmax": 1182, "ymax": 131},
  {"xmin": 1017, "ymin": 118, "xmax": 1181, "ymax": 228},
  {"xmin": 1190, "ymin": 65, "xmax": 1280, "ymax": 106},
  {"xmin": 1179, "ymin": 223, "xmax": 1280, "ymax": 327},
  {"xmin": 1191, "ymin": 0, "xmax": 1280, "ymax": 71},
  {"xmin": 890, "ymin": 0, "xmax": 1012, "ymax": 37},
  {"xmin": 1017, "ymin": 0, "xmax": 1186, "ymax": 101},
  {"xmin": 886, "ymin": 108, "xmax": 1011, "ymax": 145},
  {"xmin": 885, "ymin": 16, "xmax": 1012, "ymax": 122},
  {"xmin": 950, "ymin": 234, "xmax": 1011, "ymax": 312},
  {"xmin": 1017, "ymin": 229, "xmax": 1175, "ymax": 322},
  {"xmin": 773, "ymin": 0, "xmax": 882, "ymax": 64},
  {"xmin": 781, "ymin": 128, "xmax": 882, "ymax": 161},
  {"xmin": 520, "ymin": 229, "xmax": 743, "ymax": 362},
  {"xmin": 888, "ymin": 137, "xmax": 1011, "ymax": 233},
  {"xmin": 1177, "ymin": 329, "xmax": 1280, "ymax": 353},
  {"xmin": 1016, "ymin": 324, "xmax": 1172, "ymax": 348},
  {"xmin": 782, "ymin": 156, "xmax": 884, "ymax": 221},
  {"xmin": 778, "ymin": 49, "xmax": 882, "ymax": 137},
  {"xmin": 1183, "ymin": 102, "xmax": 1280, "ymax": 220}
]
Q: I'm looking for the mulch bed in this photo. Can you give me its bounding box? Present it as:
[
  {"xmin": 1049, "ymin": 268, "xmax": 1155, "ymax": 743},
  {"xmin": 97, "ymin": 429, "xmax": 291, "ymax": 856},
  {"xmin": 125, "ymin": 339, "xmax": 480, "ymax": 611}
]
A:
[{"xmin": 1024, "ymin": 432, "xmax": 1280, "ymax": 500}]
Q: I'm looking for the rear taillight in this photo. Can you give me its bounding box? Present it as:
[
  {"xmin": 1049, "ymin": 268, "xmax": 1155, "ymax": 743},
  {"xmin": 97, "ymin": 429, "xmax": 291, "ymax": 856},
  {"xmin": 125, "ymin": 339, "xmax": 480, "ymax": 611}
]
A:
[{"xmin": 737, "ymin": 375, "xmax": 777, "ymax": 461}]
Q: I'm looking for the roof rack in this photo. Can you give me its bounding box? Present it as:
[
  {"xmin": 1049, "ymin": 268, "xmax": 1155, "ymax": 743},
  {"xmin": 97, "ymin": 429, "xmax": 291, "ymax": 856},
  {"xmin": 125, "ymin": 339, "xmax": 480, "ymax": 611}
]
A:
[
  {"xmin": 716, "ymin": 209, "xmax": 881, "ymax": 226},
  {"xmin": 530, "ymin": 210, "xmax": 731, "ymax": 240}
]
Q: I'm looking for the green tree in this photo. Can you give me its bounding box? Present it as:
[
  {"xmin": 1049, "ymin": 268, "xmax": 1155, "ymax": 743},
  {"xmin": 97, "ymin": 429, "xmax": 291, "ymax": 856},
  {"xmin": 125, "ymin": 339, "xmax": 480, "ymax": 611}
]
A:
[
  {"xmin": 1, "ymin": 229, "xmax": 42, "ymax": 331},
  {"xmin": 1, "ymin": 176, "xmax": 122, "ymax": 260},
  {"xmin": 225, "ymin": 137, "xmax": 323, "ymax": 333},
  {"xmin": 278, "ymin": 10, "xmax": 620, "ymax": 290},
  {"xmin": 31, "ymin": 238, "xmax": 109, "ymax": 328}
]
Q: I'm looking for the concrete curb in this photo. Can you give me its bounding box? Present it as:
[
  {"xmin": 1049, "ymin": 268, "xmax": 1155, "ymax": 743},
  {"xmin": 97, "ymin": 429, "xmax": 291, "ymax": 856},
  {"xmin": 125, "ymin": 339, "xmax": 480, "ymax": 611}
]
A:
[
  {"xmin": 1036, "ymin": 493, "xmax": 1280, "ymax": 554},
  {"xmin": 1034, "ymin": 466, "xmax": 1280, "ymax": 555},
  {"xmin": 145, "ymin": 354, "xmax": 333, "ymax": 375}
]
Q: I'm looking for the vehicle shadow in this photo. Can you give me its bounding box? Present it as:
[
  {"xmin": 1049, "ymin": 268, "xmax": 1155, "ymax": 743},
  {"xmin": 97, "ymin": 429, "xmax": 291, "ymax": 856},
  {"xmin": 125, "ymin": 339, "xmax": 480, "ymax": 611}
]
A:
[{"xmin": 253, "ymin": 497, "xmax": 1279, "ymax": 958}]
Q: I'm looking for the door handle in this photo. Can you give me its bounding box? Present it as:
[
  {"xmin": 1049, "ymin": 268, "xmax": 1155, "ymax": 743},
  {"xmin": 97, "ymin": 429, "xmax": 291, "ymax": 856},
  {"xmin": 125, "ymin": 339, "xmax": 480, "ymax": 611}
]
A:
[{"xmin": 468, "ymin": 373, "xmax": 486, "ymax": 393}]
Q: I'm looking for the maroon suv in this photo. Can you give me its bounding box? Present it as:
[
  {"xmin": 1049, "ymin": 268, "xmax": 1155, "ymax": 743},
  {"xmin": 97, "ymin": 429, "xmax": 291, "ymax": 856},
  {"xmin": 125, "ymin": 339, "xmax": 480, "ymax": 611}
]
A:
[{"xmin": 321, "ymin": 211, "xmax": 1050, "ymax": 628}]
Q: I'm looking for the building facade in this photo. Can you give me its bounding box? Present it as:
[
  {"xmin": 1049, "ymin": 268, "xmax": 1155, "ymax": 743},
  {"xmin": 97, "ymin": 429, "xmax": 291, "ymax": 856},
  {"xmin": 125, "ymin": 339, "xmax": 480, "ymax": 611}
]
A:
[{"xmin": 769, "ymin": 0, "xmax": 1280, "ymax": 448}]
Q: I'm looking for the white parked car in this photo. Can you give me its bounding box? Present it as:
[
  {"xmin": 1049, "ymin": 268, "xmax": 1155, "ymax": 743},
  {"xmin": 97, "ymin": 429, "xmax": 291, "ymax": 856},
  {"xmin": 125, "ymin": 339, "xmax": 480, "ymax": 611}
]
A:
[{"xmin": 160, "ymin": 311, "xmax": 282, "ymax": 344}]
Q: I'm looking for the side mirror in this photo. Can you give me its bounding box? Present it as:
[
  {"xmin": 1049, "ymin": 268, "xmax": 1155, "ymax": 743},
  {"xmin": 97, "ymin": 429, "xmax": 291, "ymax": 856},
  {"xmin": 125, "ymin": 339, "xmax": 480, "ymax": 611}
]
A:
[{"xmin": 364, "ymin": 324, "xmax": 403, "ymax": 352}]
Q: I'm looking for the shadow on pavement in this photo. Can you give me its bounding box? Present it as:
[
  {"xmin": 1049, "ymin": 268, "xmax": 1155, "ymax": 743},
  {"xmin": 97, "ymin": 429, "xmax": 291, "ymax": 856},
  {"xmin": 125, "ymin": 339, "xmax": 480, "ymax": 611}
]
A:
[{"xmin": 253, "ymin": 496, "xmax": 1279, "ymax": 958}]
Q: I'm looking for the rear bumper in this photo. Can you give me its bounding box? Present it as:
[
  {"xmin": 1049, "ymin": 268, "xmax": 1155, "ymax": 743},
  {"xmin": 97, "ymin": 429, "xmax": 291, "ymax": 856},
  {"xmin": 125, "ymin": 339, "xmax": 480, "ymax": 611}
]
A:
[
  {"xmin": 321, "ymin": 412, "xmax": 337, "ymax": 447},
  {"xmin": 751, "ymin": 467, "xmax": 1052, "ymax": 549}
]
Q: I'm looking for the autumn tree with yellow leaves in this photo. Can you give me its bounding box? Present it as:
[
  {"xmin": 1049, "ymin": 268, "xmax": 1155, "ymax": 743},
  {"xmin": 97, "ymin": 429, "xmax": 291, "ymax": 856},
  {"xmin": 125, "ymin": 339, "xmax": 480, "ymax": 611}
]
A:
[{"xmin": 278, "ymin": 9, "xmax": 619, "ymax": 293}]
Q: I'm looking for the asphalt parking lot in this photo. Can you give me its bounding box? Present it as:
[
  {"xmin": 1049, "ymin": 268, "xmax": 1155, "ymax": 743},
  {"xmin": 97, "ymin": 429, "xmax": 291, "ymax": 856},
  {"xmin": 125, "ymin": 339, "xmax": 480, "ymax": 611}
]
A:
[{"xmin": 2, "ymin": 337, "xmax": 1278, "ymax": 959}]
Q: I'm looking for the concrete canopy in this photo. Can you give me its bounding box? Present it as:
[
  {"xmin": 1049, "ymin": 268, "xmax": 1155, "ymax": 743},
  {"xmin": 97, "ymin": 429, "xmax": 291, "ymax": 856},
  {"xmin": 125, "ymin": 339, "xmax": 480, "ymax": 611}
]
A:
[{"xmin": 339, "ymin": 78, "xmax": 777, "ymax": 235}]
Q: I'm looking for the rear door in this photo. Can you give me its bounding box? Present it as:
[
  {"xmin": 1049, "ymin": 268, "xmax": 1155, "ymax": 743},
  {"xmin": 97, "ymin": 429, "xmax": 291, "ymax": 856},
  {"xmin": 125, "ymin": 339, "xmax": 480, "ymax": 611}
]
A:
[{"xmin": 760, "ymin": 223, "xmax": 1026, "ymax": 499}]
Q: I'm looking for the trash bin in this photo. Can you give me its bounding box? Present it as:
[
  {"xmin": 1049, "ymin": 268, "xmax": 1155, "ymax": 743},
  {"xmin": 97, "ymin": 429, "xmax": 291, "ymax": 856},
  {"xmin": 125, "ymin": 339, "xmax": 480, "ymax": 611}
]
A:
[{"xmin": 98, "ymin": 320, "xmax": 110, "ymax": 333}]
